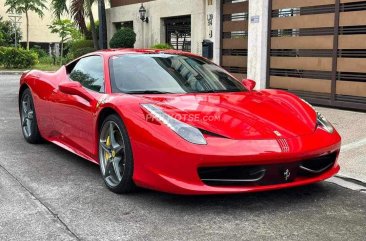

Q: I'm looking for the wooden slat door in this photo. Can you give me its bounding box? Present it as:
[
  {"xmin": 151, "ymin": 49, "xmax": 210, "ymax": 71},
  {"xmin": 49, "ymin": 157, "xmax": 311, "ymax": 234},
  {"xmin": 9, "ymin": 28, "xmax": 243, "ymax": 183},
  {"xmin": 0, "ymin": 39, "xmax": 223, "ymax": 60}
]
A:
[
  {"xmin": 221, "ymin": 0, "xmax": 249, "ymax": 80},
  {"xmin": 268, "ymin": 0, "xmax": 366, "ymax": 110}
]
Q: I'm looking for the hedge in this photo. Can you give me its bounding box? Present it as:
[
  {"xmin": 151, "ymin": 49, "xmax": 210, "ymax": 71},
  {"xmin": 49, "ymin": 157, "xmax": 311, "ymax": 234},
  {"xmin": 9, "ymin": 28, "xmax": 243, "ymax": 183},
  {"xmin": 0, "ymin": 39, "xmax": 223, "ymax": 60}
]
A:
[
  {"xmin": 151, "ymin": 43, "xmax": 173, "ymax": 50},
  {"xmin": 73, "ymin": 47, "xmax": 96, "ymax": 58},
  {"xmin": 0, "ymin": 47, "xmax": 38, "ymax": 68},
  {"xmin": 109, "ymin": 28, "xmax": 136, "ymax": 48},
  {"xmin": 69, "ymin": 40, "xmax": 94, "ymax": 54}
]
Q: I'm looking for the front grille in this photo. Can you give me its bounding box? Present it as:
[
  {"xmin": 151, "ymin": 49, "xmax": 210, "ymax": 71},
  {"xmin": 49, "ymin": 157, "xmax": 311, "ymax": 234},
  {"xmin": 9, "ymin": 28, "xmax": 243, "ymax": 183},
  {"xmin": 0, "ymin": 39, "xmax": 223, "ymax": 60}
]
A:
[{"xmin": 198, "ymin": 152, "xmax": 338, "ymax": 187}]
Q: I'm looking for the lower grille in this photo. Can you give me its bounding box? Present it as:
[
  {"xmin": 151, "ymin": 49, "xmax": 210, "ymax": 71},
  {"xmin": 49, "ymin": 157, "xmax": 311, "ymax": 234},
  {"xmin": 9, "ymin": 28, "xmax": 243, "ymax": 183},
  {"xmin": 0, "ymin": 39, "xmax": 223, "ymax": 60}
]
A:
[
  {"xmin": 198, "ymin": 166, "xmax": 266, "ymax": 186},
  {"xmin": 198, "ymin": 152, "xmax": 338, "ymax": 187},
  {"xmin": 299, "ymin": 152, "xmax": 338, "ymax": 175}
]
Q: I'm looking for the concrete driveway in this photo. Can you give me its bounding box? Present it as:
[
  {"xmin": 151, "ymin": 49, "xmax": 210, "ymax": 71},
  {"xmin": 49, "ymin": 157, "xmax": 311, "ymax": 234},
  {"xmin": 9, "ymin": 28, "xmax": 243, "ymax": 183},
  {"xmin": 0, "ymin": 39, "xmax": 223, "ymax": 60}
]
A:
[{"xmin": 0, "ymin": 75, "xmax": 365, "ymax": 241}]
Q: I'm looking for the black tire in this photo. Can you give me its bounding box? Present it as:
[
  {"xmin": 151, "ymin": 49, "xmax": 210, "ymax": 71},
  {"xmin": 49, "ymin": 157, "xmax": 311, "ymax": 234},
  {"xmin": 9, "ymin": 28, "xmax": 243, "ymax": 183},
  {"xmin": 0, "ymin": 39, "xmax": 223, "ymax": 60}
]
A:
[
  {"xmin": 19, "ymin": 88, "xmax": 42, "ymax": 144},
  {"xmin": 99, "ymin": 114, "xmax": 135, "ymax": 194}
]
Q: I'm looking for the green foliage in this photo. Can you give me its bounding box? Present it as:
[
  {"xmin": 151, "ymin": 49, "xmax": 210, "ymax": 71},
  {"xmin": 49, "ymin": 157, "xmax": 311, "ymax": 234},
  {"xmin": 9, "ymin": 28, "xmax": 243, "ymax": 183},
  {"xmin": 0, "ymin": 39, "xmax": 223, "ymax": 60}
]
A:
[
  {"xmin": 0, "ymin": 46, "xmax": 6, "ymax": 64},
  {"xmin": 0, "ymin": 16, "xmax": 22, "ymax": 46},
  {"xmin": 5, "ymin": 0, "xmax": 47, "ymax": 49},
  {"xmin": 87, "ymin": 20, "xmax": 99, "ymax": 41},
  {"xmin": 0, "ymin": 47, "xmax": 38, "ymax": 68},
  {"xmin": 49, "ymin": 19, "xmax": 80, "ymax": 64},
  {"xmin": 69, "ymin": 39, "xmax": 94, "ymax": 53},
  {"xmin": 5, "ymin": 0, "xmax": 47, "ymax": 18},
  {"xmin": 66, "ymin": 40, "xmax": 95, "ymax": 60},
  {"xmin": 151, "ymin": 43, "xmax": 173, "ymax": 50},
  {"xmin": 109, "ymin": 28, "xmax": 136, "ymax": 48},
  {"xmin": 38, "ymin": 56, "xmax": 54, "ymax": 64},
  {"xmin": 51, "ymin": 0, "xmax": 68, "ymax": 19},
  {"xmin": 49, "ymin": 19, "xmax": 77, "ymax": 43},
  {"xmin": 31, "ymin": 45, "xmax": 48, "ymax": 58},
  {"xmin": 64, "ymin": 52, "xmax": 75, "ymax": 63},
  {"xmin": 73, "ymin": 47, "xmax": 96, "ymax": 58}
]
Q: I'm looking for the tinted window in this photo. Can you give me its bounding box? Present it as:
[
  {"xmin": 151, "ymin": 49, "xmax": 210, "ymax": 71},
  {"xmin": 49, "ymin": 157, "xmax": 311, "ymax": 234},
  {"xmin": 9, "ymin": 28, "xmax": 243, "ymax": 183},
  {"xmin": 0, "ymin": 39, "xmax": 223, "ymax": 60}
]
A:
[
  {"xmin": 109, "ymin": 54, "xmax": 245, "ymax": 94},
  {"xmin": 69, "ymin": 56, "xmax": 105, "ymax": 93}
]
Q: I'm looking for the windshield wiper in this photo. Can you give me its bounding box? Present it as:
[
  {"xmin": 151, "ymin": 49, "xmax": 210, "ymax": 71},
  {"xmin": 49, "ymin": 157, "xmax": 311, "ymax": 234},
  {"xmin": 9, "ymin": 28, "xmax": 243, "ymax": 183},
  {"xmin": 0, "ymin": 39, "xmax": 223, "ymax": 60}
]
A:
[{"xmin": 125, "ymin": 90, "xmax": 173, "ymax": 94}]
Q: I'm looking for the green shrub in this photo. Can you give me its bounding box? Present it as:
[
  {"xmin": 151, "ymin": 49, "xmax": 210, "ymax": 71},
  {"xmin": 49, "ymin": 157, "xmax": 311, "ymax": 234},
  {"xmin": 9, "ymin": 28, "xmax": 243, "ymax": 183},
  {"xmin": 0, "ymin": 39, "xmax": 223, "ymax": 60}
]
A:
[
  {"xmin": 39, "ymin": 56, "xmax": 54, "ymax": 65},
  {"xmin": 109, "ymin": 28, "xmax": 136, "ymax": 48},
  {"xmin": 31, "ymin": 45, "xmax": 48, "ymax": 58},
  {"xmin": 0, "ymin": 47, "xmax": 38, "ymax": 68},
  {"xmin": 151, "ymin": 43, "xmax": 173, "ymax": 50},
  {"xmin": 73, "ymin": 47, "xmax": 96, "ymax": 58},
  {"xmin": 69, "ymin": 40, "xmax": 94, "ymax": 54},
  {"xmin": 0, "ymin": 46, "xmax": 7, "ymax": 65},
  {"xmin": 64, "ymin": 52, "xmax": 75, "ymax": 64}
]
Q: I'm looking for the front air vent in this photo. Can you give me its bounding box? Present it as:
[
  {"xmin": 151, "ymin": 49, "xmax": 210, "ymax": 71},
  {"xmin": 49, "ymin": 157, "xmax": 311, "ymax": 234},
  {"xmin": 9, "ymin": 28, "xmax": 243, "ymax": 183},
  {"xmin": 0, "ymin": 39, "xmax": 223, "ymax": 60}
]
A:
[
  {"xmin": 198, "ymin": 166, "xmax": 266, "ymax": 186},
  {"xmin": 299, "ymin": 152, "xmax": 337, "ymax": 175}
]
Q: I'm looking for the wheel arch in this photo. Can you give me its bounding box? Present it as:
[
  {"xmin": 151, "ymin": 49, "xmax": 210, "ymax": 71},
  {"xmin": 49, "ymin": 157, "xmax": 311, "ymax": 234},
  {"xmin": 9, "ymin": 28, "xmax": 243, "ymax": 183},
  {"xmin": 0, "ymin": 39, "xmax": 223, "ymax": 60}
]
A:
[
  {"xmin": 18, "ymin": 84, "xmax": 30, "ymax": 110},
  {"xmin": 97, "ymin": 107, "xmax": 121, "ymax": 133}
]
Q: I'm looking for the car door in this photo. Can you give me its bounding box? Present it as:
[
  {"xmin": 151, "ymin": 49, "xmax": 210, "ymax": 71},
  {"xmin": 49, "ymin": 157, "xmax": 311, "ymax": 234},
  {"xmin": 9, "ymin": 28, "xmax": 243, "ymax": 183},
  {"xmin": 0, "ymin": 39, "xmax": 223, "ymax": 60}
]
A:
[{"xmin": 52, "ymin": 55, "xmax": 105, "ymax": 158}]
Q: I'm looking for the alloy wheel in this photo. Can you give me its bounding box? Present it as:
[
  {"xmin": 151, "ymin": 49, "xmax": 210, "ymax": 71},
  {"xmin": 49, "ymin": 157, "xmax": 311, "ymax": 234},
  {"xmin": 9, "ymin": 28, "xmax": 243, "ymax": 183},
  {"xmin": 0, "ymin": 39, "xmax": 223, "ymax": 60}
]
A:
[
  {"xmin": 21, "ymin": 93, "xmax": 34, "ymax": 138},
  {"xmin": 99, "ymin": 121, "xmax": 126, "ymax": 187}
]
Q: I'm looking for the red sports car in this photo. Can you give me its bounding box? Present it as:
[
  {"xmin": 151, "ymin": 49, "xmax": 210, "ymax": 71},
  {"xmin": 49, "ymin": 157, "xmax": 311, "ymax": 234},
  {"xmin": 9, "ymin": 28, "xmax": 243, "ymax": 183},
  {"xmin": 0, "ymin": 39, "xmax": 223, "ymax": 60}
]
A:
[{"xmin": 19, "ymin": 49, "xmax": 341, "ymax": 194}]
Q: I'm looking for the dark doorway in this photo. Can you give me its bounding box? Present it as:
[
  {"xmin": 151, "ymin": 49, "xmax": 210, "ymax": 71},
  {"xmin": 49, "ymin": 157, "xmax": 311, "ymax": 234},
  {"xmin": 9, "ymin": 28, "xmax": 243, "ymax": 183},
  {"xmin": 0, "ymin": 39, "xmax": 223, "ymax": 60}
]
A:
[
  {"xmin": 114, "ymin": 21, "xmax": 134, "ymax": 30},
  {"xmin": 164, "ymin": 15, "xmax": 191, "ymax": 52}
]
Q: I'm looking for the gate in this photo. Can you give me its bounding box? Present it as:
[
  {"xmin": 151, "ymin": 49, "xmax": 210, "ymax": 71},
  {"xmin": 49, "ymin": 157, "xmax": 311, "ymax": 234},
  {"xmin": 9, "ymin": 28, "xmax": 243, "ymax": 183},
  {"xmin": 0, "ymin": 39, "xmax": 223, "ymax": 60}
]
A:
[
  {"xmin": 165, "ymin": 16, "xmax": 191, "ymax": 52},
  {"xmin": 268, "ymin": 0, "xmax": 366, "ymax": 110},
  {"xmin": 220, "ymin": 0, "xmax": 249, "ymax": 80}
]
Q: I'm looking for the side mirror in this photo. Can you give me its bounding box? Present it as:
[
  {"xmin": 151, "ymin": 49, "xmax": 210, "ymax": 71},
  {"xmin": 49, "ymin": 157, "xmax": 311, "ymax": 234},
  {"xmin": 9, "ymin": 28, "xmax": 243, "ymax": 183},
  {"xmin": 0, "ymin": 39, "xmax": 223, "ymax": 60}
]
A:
[
  {"xmin": 242, "ymin": 79, "xmax": 256, "ymax": 91},
  {"xmin": 59, "ymin": 82, "xmax": 95, "ymax": 103}
]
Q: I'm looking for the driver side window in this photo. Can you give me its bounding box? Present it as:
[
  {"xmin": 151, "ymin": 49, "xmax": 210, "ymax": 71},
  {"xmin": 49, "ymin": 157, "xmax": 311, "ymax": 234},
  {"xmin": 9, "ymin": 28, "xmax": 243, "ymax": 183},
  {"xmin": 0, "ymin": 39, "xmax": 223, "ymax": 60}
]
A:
[{"xmin": 69, "ymin": 56, "xmax": 105, "ymax": 93}]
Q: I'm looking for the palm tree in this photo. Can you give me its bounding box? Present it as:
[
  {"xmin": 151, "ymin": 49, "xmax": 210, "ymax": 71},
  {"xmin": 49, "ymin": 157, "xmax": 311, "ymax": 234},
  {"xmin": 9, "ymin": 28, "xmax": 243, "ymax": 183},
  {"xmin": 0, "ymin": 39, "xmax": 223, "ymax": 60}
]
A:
[
  {"xmin": 85, "ymin": 0, "xmax": 99, "ymax": 49},
  {"xmin": 51, "ymin": 0, "xmax": 99, "ymax": 49},
  {"xmin": 5, "ymin": 0, "xmax": 47, "ymax": 50},
  {"xmin": 51, "ymin": 0, "xmax": 68, "ymax": 20}
]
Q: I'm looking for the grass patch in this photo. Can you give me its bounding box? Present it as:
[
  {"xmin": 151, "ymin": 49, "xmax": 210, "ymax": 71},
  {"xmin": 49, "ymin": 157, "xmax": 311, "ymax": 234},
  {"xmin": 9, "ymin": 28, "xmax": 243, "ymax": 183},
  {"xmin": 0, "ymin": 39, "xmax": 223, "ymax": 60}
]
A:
[{"xmin": 0, "ymin": 63, "xmax": 60, "ymax": 72}]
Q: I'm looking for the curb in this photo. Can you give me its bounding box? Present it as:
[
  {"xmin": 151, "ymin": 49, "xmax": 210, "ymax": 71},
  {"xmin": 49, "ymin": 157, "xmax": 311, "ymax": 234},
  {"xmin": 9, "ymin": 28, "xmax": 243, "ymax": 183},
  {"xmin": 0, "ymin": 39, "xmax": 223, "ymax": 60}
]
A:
[
  {"xmin": 0, "ymin": 71, "xmax": 25, "ymax": 75},
  {"xmin": 336, "ymin": 173, "xmax": 366, "ymax": 187}
]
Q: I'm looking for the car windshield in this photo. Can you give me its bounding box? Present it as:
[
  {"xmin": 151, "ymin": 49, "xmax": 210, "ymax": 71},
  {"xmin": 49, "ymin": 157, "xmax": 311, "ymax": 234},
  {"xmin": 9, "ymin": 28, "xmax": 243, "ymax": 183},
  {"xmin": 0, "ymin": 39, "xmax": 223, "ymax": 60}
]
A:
[{"xmin": 109, "ymin": 54, "xmax": 246, "ymax": 94}]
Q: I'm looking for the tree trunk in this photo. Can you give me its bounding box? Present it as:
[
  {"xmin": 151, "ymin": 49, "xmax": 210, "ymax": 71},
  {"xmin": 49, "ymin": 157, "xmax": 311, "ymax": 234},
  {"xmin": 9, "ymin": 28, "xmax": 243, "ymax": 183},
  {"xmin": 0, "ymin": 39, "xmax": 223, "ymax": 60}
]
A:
[
  {"xmin": 98, "ymin": 0, "xmax": 108, "ymax": 49},
  {"xmin": 87, "ymin": 1, "xmax": 99, "ymax": 50},
  {"xmin": 26, "ymin": 11, "xmax": 29, "ymax": 50},
  {"xmin": 60, "ymin": 41, "xmax": 64, "ymax": 66}
]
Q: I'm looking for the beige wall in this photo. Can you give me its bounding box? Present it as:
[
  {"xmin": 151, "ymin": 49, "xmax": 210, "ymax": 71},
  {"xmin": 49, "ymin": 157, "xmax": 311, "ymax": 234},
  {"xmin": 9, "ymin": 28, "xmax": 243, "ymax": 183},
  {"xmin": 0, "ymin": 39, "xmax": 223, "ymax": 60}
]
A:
[
  {"xmin": 0, "ymin": 0, "xmax": 107, "ymax": 44},
  {"xmin": 106, "ymin": 0, "xmax": 221, "ymax": 63}
]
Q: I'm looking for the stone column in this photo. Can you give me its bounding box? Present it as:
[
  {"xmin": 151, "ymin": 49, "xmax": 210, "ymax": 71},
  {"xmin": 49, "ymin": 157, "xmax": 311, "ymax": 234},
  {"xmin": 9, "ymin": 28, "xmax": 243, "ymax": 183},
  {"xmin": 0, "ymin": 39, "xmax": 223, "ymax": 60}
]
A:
[{"xmin": 247, "ymin": 0, "xmax": 269, "ymax": 89}]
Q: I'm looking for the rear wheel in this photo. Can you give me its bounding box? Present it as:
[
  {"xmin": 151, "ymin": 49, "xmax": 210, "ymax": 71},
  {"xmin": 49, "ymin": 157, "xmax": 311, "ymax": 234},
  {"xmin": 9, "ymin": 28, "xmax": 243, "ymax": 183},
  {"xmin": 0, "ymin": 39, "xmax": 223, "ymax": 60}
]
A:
[
  {"xmin": 99, "ymin": 114, "xmax": 135, "ymax": 193},
  {"xmin": 20, "ymin": 88, "xmax": 42, "ymax": 144}
]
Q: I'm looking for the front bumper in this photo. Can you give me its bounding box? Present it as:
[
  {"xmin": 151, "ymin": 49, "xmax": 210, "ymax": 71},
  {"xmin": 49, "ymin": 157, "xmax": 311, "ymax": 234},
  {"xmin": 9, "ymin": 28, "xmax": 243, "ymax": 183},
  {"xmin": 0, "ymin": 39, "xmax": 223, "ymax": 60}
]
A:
[{"xmin": 131, "ymin": 127, "xmax": 341, "ymax": 195}]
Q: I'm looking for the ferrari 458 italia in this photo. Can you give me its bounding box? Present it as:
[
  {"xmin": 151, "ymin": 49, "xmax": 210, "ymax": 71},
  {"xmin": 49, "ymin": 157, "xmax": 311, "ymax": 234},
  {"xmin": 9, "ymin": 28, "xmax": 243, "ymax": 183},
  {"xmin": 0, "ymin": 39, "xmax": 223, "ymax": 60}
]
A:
[{"xmin": 18, "ymin": 49, "xmax": 341, "ymax": 194}]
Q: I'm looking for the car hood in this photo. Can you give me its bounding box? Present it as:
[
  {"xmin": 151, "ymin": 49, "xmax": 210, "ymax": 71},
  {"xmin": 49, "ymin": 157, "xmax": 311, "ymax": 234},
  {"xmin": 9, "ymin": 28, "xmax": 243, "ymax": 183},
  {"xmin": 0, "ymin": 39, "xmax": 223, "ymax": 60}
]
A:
[{"xmin": 139, "ymin": 90, "xmax": 317, "ymax": 140}]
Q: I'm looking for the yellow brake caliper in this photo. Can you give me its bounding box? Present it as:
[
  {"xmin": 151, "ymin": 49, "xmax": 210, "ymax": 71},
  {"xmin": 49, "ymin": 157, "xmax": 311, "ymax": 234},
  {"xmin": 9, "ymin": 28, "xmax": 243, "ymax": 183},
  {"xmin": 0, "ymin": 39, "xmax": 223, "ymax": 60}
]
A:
[{"xmin": 105, "ymin": 136, "xmax": 111, "ymax": 160}]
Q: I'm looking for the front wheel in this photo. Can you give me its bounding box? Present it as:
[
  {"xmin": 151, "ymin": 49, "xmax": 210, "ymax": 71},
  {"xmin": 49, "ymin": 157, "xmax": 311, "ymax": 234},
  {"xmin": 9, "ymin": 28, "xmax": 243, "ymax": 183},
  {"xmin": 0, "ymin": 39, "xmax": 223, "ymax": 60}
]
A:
[
  {"xmin": 99, "ymin": 114, "xmax": 135, "ymax": 194},
  {"xmin": 20, "ymin": 88, "xmax": 42, "ymax": 144}
]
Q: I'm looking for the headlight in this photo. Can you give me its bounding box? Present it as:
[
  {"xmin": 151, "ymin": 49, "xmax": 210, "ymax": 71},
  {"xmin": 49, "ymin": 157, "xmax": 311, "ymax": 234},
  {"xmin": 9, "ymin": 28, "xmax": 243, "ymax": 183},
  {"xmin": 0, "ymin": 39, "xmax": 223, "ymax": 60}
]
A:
[
  {"xmin": 141, "ymin": 104, "xmax": 207, "ymax": 145},
  {"xmin": 301, "ymin": 98, "xmax": 334, "ymax": 134},
  {"xmin": 317, "ymin": 112, "xmax": 334, "ymax": 133}
]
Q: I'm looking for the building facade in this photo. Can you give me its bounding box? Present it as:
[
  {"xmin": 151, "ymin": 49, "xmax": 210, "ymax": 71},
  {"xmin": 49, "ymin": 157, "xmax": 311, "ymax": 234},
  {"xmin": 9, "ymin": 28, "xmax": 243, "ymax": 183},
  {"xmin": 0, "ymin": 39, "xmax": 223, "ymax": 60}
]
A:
[{"xmin": 107, "ymin": 0, "xmax": 221, "ymax": 63}]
